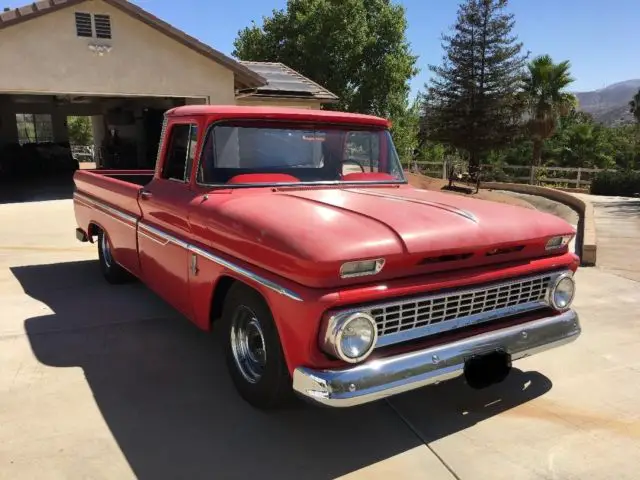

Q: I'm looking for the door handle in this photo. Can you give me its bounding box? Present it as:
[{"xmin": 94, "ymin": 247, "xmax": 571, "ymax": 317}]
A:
[{"xmin": 140, "ymin": 190, "xmax": 153, "ymax": 200}]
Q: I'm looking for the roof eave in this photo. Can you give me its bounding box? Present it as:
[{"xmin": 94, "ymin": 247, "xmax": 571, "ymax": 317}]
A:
[{"xmin": 240, "ymin": 93, "xmax": 340, "ymax": 103}]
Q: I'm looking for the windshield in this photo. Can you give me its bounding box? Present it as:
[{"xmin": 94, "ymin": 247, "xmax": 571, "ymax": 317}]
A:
[{"xmin": 196, "ymin": 123, "xmax": 405, "ymax": 185}]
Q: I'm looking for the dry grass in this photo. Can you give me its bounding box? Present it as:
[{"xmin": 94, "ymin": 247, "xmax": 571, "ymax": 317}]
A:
[{"xmin": 405, "ymin": 172, "xmax": 536, "ymax": 210}]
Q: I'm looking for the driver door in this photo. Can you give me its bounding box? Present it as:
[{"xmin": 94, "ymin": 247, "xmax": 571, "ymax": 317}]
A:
[{"xmin": 137, "ymin": 121, "xmax": 199, "ymax": 318}]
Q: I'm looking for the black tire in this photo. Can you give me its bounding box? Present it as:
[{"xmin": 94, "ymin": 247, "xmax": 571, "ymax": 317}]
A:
[
  {"xmin": 220, "ymin": 283, "xmax": 293, "ymax": 409},
  {"xmin": 97, "ymin": 229, "xmax": 133, "ymax": 284}
]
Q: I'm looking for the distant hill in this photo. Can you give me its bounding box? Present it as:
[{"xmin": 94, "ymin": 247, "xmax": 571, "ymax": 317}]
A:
[{"xmin": 574, "ymin": 79, "xmax": 640, "ymax": 126}]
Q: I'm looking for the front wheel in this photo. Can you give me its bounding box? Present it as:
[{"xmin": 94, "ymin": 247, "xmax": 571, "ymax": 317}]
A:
[
  {"xmin": 220, "ymin": 283, "xmax": 293, "ymax": 409},
  {"xmin": 97, "ymin": 229, "xmax": 133, "ymax": 284}
]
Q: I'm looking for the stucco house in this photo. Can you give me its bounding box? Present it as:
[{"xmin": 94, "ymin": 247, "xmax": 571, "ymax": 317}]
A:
[{"xmin": 0, "ymin": 0, "xmax": 338, "ymax": 170}]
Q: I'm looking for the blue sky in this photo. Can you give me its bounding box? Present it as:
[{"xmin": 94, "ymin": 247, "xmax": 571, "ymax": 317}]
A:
[{"xmin": 6, "ymin": 0, "xmax": 639, "ymax": 95}]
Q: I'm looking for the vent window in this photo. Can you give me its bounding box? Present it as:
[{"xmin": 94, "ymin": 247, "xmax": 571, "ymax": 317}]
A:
[
  {"xmin": 94, "ymin": 14, "xmax": 112, "ymax": 39},
  {"xmin": 75, "ymin": 12, "xmax": 93, "ymax": 37}
]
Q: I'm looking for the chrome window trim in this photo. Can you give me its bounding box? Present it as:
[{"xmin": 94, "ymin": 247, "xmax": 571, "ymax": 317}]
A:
[
  {"xmin": 328, "ymin": 269, "xmax": 570, "ymax": 349},
  {"xmin": 196, "ymin": 180, "xmax": 408, "ymax": 189}
]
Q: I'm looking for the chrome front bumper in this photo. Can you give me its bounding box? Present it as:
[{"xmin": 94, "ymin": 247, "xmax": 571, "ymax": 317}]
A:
[{"xmin": 293, "ymin": 310, "xmax": 581, "ymax": 407}]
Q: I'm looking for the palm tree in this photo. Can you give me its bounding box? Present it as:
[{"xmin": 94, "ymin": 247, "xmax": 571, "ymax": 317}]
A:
[
  {"xmin": 523, "ymin": 55, "xmax": 576, "ymax": 168},
  {"xmin": 630, "ymin": 89, "xmax": 640, "ymax": 124}
]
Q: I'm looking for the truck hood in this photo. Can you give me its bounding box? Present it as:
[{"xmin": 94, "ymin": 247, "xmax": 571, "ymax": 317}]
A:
[{"xmin": 202, "ymin": 185, "xmax": 576, "ymax": 288}]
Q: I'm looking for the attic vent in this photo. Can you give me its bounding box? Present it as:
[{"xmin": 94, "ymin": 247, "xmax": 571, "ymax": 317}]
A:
[
  {"xmin": 94, "ymin": 14, "xmax": 111, "ymax": 39},
  {"xmin": 75, "ymin": 12, "xmax": 92, "ymax": 37}
]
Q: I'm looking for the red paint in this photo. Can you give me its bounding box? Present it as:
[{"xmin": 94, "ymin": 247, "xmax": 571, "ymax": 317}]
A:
[{"xmin": 73, "ymin": 105, "xmax": 579, "ymax": 375}]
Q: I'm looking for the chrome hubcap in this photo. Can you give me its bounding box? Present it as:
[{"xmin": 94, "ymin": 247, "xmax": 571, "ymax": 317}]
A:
[
  {"xmin": 230, "ymin": 305, "xmax": 267, "ymax": 383},
  {"xmin": 101, "ymin": 233, "xmax": 113, "ymax": 268}
]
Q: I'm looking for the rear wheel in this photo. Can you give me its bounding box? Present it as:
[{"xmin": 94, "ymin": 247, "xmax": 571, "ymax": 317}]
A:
[
  {"xmin": 220, "ymin": 283, "xmax": 293, "ymax": 409},
  {"xmin": 97, "ymin": 229, "xmax": 132, "ymax": 284}
]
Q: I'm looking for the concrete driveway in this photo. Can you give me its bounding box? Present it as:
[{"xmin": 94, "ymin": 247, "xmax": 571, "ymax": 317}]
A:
[
  {"xmin": 1, "ymin": 196, "xmax": 639, "ymax": 480},
  {"xmin": 575, "ymin": 194, "xmax": 640, "ymax": 282}
]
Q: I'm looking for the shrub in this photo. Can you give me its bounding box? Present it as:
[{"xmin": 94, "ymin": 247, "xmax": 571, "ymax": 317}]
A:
[{"xmin": 590, "ymin": 170, "xmax": 640, "ymax": 196}]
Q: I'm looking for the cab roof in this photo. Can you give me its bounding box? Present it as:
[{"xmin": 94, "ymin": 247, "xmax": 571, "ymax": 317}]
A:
[{"xmin": 165, "ymin": 105, "xmax": 391, "ymax": 128}]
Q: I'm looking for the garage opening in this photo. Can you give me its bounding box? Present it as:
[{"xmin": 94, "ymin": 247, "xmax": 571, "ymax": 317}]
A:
[{"xmin": 0, "ymin": 93, "xmax": 205, "ymax": 199}]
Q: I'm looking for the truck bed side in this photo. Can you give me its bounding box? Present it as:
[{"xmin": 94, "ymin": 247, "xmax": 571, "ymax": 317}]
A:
[{"xmin": 73, "ymin": 169, "xmax": 153, "ymax": 277}]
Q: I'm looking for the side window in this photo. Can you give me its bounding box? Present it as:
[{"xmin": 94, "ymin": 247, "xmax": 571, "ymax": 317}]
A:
[{"xmin": 161, "ymin": 124, "xmax": 197, "ymax": 182}]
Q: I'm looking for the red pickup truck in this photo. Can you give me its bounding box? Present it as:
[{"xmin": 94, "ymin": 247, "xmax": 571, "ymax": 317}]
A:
[{"xmin": 73, "ymin": 105, "xmax": 581, "ymax": 409}]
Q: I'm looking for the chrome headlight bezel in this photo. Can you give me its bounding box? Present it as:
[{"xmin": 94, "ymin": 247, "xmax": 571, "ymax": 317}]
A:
[
  {"xmin": 319, "ymin": 311, "xmax": 378, "ymax": 364},
  {"xmin": 547, "ymin": 271, "xmax": 575, "ymax": 311},
  {"xmin": 340, "ymin": 259, "xmax": 385, "ymax": 279}
]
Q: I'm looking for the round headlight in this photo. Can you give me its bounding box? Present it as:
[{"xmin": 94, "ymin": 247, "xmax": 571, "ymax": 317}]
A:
[
  {"xmin": 550, "ymin": 275, "xmax": 575, "ymax": 311},
  {"xmin": 334, "ymin": 313, "xmax": 377, "ymax": 363}
]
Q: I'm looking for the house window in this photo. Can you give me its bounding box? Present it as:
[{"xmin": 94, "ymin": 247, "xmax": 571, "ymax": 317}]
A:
[
  {"xmin": 16, "ymin": 114, "xmax": 55, "ymax": 144},
  {"xmin": 75, "ymin": 12, "xmax": 111, "ymax": 39}
]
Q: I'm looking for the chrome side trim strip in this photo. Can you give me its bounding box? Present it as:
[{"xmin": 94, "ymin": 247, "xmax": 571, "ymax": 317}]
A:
[
  {"xmin": 74, "ymin": 192, "xmax": 138, "ymax": 227},
  {"xmin": 293, "ymin": 309, "xmax": 581, "ymax": 407},
  {"xmin": 77, "ymin": 191, "xmax": 303, "ymax": 302},
  {"xmin": 188, "ymin": 245, "xmax": 304, "ymax": 302},
  {"xmin": 138, "ymin": 222, "xmax": 188, "ymax": 249},
  {"xmin": 137, "ymin": 228, "xmax": 169, "ymax": 246}
]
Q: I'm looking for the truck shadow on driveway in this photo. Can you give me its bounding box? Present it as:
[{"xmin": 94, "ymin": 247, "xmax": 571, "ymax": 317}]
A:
[
  {"xmin": 0, "ymin": 174, "xmax": 74, "ymax": 204},
  {"xmin": 15, "ymin": 260, "xmax": 553, "ymax": 480}
]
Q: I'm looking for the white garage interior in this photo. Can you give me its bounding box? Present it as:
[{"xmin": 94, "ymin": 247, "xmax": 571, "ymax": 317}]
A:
[{"xmin": 0, "ymin": 0, "xmax": 337, "ymax": 185}]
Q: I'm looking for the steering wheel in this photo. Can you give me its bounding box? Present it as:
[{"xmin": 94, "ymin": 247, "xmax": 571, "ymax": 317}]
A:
[{"xmin": 341, "ymin": 159, "xmax": 366, "ymax": 173}]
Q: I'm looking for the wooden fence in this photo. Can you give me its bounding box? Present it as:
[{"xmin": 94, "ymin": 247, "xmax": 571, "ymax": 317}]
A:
[{"xmin": 409, "ymin": 160, "xmax": 616, "ymax": 190}]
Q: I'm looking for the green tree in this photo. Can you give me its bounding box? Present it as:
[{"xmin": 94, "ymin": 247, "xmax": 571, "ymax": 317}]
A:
[
  {"xmin": 629, "ymin": 88, "xmax": 640, "ymax": 124},
  {"xmin": 233, "ymin": 0, "xmax": 418, "ymax": 119},
  {"xmin": 67, "ymin": 116, "xmax": 93, "ymax": 145},
  {"xmin": 388, "ymin": 93, "xmax": 421, "ymax": 167},
  {"xmin": 523, "ymin": 54, "xmax": 576, "ymax": 167},
  {"xmin": 423, "ymin": 0, "xmax": 528, "ymax": 173}
]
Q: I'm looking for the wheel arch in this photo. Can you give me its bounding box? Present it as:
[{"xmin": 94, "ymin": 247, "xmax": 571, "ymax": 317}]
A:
[
  {"xmin": 87, "ymin": 221, "xmax": 104, "ymax": 243},
  {"xmin": 209, "ymin": 275, "xmax": 238, "ymax": 327}
]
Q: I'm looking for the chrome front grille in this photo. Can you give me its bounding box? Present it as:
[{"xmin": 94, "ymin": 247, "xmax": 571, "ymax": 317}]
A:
[{"xmin": 367, "ymin": 271, "xmax": 561, "ymax": 348}]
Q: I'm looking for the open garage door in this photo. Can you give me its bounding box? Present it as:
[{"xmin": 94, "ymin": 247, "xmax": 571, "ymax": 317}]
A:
[{"xmin": 0, "ymin": 93, "xmax": 205, "ymax": 199}]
